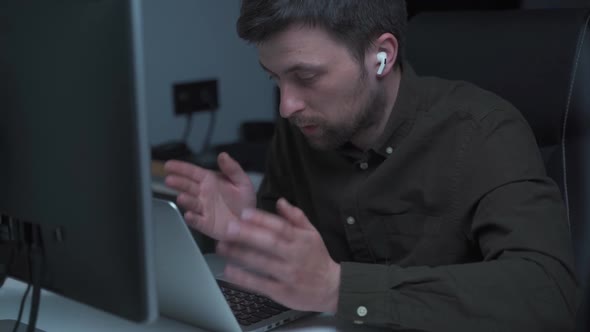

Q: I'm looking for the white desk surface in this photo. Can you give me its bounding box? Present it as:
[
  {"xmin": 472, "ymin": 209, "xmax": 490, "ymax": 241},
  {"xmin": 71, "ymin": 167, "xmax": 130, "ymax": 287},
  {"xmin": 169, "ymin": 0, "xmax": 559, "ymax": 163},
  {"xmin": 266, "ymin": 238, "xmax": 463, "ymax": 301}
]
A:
[
  {"xmin": 0, "ymin": 177, "xmax": 385, "ymax": 332},
  {"xmin": 0, "ymin": 278, "xmax": 387, "ymax": 332}
]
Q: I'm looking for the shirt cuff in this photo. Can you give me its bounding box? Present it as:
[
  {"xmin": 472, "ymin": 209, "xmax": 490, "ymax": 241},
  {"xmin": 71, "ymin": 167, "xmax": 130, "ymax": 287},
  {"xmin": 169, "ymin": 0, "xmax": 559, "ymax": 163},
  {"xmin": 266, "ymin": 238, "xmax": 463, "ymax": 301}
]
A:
[{"xmin": 336, "ymin": 262, "xmax": 398, "ymax": 326}]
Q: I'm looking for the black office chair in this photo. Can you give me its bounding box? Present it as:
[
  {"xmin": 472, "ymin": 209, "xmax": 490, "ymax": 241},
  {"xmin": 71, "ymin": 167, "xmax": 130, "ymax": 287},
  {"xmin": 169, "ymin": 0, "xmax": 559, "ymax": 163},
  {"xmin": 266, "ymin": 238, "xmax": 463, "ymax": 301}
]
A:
[{"xmin": 406, "ymin": 8, "xmax": 590, "ymax": 331}]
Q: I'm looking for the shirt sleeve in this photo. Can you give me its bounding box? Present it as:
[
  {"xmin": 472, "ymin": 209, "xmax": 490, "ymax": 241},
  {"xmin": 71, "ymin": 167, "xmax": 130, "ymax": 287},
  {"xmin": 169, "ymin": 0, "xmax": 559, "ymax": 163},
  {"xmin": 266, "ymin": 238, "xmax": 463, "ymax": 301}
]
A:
[{"xmin": 336, "ymin": 108, "xmax": 580, "ymax": 331}]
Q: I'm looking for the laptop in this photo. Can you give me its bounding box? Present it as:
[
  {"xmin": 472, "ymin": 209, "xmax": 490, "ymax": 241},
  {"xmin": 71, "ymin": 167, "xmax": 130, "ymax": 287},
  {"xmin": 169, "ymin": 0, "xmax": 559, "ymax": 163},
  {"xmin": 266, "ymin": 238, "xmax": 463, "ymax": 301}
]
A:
[{"xmin": 152, "ymin": 198, "xmax": 311, "ymax": 332}]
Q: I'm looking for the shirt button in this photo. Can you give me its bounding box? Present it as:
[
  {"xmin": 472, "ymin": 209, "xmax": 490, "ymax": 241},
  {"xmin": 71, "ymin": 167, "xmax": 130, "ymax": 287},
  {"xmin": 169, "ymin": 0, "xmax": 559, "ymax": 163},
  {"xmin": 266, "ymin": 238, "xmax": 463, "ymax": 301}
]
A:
[
  {"xmin": 357, "ymin": 306, "xmax": 368, "ymax": 317},
  {"xmin": 359, "ymin": 162, "xmax": 369, "ymax": 170},
  {"xmin": 386, "ymin": 146, "xmax": 393, "ymax": 155},
  {"xmin": 346, "ymin": 216, "xmax": 356, "ymax": 225}
]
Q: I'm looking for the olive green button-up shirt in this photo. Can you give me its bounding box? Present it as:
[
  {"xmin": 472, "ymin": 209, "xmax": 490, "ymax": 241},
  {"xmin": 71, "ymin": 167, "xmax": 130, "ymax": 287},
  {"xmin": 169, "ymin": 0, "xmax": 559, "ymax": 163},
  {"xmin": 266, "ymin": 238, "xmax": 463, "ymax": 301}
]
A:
[{"xmin": 256, "ymin": 65, "xmax": 579, "ymax": 331}]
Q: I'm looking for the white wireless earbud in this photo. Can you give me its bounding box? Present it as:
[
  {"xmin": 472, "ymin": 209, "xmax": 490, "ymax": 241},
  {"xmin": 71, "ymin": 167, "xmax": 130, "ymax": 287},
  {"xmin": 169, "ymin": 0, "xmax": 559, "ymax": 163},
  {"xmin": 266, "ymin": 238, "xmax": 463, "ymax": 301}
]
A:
[{"xmin": 377, "ymin": 52, "xmax": 387, "ymax": 75}]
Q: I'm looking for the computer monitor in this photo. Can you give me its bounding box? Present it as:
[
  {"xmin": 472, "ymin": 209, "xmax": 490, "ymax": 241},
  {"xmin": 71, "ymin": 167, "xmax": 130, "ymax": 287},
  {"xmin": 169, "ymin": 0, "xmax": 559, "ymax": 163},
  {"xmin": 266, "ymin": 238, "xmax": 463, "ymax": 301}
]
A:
[{"xmin": 0, "ymin": 0, "xmax": 157, "ymax": 326}]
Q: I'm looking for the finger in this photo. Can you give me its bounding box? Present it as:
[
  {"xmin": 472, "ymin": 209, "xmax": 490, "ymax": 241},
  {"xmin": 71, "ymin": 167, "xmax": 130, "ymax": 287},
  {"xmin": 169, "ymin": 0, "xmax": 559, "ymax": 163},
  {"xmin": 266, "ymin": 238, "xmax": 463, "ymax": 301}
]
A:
[
  {"xmin": 217, "ymin": 153, "xmax": 251, "ymax": 187},
  {"xmin": 224, "ymin": 219, "xmax": 292, "ymax": 258},
  {"xmin": 184, "ymin": 211, "xmax": 200, "ymax": 227},
  {"xmin": 216, "ymin": 241, "xmax": 286, "ymax": 281},
  {"xmin": 240, "ymin": 208, "xmax": 295, "ymax": 241},
  {"xmin": 164, "ymin": 175, "xmax": 201, "ymax": 195},
  {"xmin": 184, "ymin": 210, "xmax": 204, "ymax": 222},
  {"xmin": 176, "ymin": 193, "xmax": 202, "ymax": 214},
  {"xmin": 185, "ymin": 213, "xmax": 219, "ymax": 240},
  {"xmin": 224, "ymin": 264, "xmax": 284, "ymax": 304},
  {"xmin": 184, "ymin": 211, "xmax": 212, "ymax": 234},
  {"xmin": 164, "ymin": 160, "xmax": 209, "ymax": 183},
  {"xmin": 276, "ymin": 198, "xmax": 309, "ymax": 228}
]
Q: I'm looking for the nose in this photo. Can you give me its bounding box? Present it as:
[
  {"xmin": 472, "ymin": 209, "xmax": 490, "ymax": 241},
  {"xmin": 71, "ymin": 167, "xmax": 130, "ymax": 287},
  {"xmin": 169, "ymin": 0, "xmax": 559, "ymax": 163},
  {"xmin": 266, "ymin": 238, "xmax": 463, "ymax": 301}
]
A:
[{"xmin": 278, "ymin": 84, "xmax": 305, "ymax": 119}]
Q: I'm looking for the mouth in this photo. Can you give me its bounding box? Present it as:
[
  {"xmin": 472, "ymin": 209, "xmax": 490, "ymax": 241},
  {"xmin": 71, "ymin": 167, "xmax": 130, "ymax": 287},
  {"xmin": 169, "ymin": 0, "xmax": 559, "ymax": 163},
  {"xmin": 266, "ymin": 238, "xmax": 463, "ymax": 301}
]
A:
[{"xmin": 299, "ymin": 125, "xmax": 319, "ymax": 135}]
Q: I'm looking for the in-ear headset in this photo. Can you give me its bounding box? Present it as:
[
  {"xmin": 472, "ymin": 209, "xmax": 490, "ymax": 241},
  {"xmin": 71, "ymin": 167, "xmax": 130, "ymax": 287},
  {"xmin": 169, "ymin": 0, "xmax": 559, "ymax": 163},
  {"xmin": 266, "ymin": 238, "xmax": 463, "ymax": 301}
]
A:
[{"xmin": 377, "ymin": 52, "xmax": 387, "ymax": 75}]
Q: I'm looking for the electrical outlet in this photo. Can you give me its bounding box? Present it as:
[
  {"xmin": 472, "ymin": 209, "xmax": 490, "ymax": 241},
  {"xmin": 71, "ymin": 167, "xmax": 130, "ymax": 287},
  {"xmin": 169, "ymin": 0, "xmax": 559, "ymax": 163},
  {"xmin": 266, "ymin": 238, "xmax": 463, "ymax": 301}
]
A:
[{"xmin": 173, "ymin": 79, "xmax": 219, "ymax": 115}]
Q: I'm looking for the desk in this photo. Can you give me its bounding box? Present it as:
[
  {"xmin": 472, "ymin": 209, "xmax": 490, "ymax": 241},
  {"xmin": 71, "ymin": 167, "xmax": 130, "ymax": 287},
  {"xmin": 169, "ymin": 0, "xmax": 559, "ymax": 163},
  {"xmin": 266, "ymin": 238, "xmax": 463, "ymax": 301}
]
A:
[
  {"xmin": 0, "ymin": 164, "xmax": 386, "ymax": 331},
  {"xmin": 0, "ymin": 278, "xmax": 386, "ymax": 332}
]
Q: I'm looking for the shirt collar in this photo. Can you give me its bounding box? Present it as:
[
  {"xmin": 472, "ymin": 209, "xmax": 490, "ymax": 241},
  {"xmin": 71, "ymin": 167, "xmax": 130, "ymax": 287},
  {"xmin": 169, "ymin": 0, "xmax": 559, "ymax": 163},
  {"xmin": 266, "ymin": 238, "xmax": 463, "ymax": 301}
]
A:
[
  {"xmin": 371, "ymin": 62, "xmax": 422, "ymax": 158},
  {"xmin": 335, "ymin": 62, "xmax": 423, "ymax": 161}
]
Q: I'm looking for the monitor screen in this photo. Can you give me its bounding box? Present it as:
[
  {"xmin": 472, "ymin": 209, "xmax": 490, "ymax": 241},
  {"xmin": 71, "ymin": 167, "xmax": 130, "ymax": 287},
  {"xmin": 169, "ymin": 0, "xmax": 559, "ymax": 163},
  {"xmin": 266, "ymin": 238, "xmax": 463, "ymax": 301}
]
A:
[{"xmin": 0, "ymin": 0, "xmax": 157, "ymax": 324}]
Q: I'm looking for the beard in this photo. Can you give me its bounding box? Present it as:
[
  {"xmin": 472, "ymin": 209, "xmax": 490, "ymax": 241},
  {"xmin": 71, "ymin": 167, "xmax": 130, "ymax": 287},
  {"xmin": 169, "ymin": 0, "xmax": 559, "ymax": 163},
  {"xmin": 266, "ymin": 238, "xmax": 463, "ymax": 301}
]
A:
[{"xmin": 292, "ymin": 80, "xmax": 387, "ymax": 150}]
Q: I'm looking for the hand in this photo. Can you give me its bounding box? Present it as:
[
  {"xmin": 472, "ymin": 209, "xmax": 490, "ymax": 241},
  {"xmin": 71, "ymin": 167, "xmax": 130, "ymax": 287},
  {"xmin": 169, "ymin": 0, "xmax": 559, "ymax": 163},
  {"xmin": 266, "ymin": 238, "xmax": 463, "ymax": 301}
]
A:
[
  {"xmin": 216, "ymin": 198, "xmax": 341, "ymax": 313},
  {"xmin": 164, "ymin": 152, "xmax": 256, "ymax": 241}
]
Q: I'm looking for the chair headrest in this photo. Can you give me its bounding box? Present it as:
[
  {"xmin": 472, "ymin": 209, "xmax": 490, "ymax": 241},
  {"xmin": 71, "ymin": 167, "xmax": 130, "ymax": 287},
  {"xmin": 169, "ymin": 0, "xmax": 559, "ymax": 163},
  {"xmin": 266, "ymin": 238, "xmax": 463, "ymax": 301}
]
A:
[{"xmin": 406, "ymin": 9, "xmax": 590, "ymax": 146}]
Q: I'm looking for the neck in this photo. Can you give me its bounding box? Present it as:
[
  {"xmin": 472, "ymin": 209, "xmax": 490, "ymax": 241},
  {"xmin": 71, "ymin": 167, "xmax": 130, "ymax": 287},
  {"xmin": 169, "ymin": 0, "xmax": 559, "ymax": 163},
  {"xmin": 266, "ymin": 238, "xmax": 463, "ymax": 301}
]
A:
[{"xmin": 350, "ymin": 66, "xmax": 402, "ymax": 151}]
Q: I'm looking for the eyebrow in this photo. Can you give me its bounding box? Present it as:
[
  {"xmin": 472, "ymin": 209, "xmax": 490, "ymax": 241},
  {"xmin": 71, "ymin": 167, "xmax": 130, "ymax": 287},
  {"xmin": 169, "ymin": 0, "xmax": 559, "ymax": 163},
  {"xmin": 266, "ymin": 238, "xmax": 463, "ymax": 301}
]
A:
[{"xmin": 259, "ymin": 61, "xmax": 324, "ymax": 76}]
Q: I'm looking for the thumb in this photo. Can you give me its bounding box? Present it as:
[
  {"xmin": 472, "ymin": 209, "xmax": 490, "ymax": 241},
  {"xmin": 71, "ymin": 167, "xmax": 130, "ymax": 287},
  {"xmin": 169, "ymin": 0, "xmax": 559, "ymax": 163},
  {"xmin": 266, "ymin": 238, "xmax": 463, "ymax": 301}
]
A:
[
  {"xmin": 276, "ymin": 198, "xmax": 309, "ymax": 228},
  {"xmin": 217, "ymin": 152, "xmax": 251, "ymax": 187}
]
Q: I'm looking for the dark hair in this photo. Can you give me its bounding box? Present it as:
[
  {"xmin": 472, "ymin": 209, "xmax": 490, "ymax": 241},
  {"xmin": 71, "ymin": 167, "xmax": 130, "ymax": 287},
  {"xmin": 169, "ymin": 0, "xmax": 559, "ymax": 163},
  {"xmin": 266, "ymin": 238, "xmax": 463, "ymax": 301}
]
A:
[{"xmin": 237, "ymin": 0, "xmax": 408, "ymax": 67}]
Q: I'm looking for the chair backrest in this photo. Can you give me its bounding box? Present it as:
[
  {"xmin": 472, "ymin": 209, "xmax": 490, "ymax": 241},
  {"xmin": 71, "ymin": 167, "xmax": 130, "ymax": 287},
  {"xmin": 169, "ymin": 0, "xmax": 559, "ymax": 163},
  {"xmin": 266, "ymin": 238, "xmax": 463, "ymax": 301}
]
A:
[{"xmin": 406, "ymin": 8, "xmax": 590, "ymax": 330}]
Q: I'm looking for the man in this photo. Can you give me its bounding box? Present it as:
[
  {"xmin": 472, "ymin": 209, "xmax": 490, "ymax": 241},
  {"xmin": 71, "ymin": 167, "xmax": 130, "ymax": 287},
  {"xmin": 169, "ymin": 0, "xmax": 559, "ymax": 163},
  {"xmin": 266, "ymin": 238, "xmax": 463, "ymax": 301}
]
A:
[{"xmin": 164, "ymin": 0, "xmax": 579, "ymax": 330}]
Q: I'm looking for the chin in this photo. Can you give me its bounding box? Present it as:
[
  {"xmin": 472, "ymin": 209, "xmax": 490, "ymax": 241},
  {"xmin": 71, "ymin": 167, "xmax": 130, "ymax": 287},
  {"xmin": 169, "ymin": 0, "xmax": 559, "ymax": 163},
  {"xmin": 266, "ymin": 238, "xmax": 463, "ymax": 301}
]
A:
[
  {"xmin": 307, "ymin": 142, "xmax": 332, "ymax": 151},
  {"xmin": 300, "ymin": 125, "xmax": 351, "ymax": 150},
  {"xmin": 305, "ymin": 136, "xmax": 344, "ymax": 151}
]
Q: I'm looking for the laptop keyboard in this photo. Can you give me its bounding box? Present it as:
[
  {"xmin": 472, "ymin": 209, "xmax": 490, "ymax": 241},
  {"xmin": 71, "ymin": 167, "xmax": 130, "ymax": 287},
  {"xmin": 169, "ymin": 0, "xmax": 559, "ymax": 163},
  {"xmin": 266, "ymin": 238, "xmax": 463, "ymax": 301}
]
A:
[{"xmin": 217, "ymin": 280, "xmax": 290, "ymax": 326}]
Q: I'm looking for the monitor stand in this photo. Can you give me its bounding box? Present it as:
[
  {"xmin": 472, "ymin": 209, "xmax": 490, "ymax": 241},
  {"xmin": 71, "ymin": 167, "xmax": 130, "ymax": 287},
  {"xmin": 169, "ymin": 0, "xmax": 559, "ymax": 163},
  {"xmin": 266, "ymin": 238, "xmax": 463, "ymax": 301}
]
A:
[{"xmin": 0, "ymin": 320, "xmax": 46, "ymax": 332}]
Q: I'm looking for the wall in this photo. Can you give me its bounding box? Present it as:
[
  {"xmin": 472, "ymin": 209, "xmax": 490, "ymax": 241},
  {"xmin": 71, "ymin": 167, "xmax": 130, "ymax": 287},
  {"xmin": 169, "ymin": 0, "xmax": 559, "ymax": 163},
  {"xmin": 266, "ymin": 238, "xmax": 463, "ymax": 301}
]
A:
[{"xmin": 141, "ymin": 0, "xmax": 276, "ymax": 152}]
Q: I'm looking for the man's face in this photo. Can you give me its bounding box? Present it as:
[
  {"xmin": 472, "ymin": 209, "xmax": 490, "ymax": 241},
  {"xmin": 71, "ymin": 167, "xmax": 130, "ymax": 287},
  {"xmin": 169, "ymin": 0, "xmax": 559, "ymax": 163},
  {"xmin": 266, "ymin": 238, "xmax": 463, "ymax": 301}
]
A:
[{"xmin": 258, "ymin": 25, "xmax": 386, "ymax": 150}]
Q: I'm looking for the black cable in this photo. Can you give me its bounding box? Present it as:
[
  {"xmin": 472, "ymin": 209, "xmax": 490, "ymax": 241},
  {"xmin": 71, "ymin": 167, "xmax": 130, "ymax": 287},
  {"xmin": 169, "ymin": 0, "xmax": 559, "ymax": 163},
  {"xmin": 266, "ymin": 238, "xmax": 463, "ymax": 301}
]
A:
[
  {"xmin": 10, "ymin": 219, "xmax": 30, "ymax": 332},
  {"xmin": 0, "ymin": 214, "xmax": 10, "ymax": 241},
  {"xmin": 12, "ymin": 282, "xmax": 31, "ymax": 332},
  {"xmin": 0, "ymin": 242, "xmax": 16, "ymax": 289},
  {"xmin": 9, "ymin": 224, "xmax": 43, "ymax": 332},
  {"xmin": 200, "ymin": 111, "xmax": 217, "ymax": 155},
  {"xmin": 1, "ymin": 215, "xmax": 13, "ymax": 288},
  {"xmin": 26, "ymin": 228, "xmax": 42, "ymax": 332},
  {"xmin": 182, "ymin": 113, "xmax": 193, "ymax": 143},
  {"xmin": 27, "ymin": 258, "xmax": 41, "ymax": 332},
  {"xmin": 12, "ymin": 242, "xmax": 31, "ymax": 332}
]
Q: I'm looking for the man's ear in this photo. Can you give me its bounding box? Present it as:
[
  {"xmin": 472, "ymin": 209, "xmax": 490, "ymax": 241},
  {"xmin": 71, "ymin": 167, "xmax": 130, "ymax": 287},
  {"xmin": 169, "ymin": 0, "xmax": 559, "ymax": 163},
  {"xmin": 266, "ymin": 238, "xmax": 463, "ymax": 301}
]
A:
[{"xmin": 371, "ymin": 33, "xmax": 398, "ymax": 77}]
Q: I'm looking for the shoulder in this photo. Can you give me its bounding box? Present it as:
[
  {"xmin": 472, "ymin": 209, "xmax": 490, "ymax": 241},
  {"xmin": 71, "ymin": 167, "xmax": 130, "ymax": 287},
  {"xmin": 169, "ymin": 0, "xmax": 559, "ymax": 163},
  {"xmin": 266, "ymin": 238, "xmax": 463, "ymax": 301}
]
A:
[
  {"xmin": 413, "ymin": 74, "xmax": 541, "ymax": 164},
  {"xmin": 418, "ymin": 75, "xmax": 525, "ymax": 127}
]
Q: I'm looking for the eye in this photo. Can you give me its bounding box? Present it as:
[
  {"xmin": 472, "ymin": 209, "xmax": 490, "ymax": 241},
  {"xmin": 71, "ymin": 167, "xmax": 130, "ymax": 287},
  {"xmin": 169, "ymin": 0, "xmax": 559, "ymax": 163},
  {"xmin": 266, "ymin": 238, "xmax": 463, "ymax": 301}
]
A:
[{"xmin": 295, "ymin": 73, "xmax": 318, "ymax": 85}]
